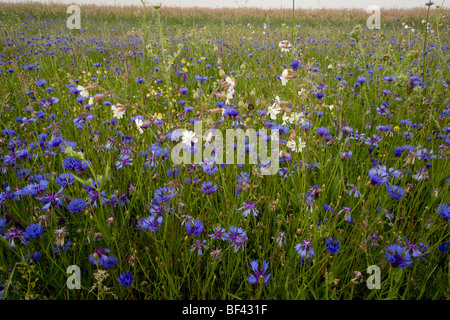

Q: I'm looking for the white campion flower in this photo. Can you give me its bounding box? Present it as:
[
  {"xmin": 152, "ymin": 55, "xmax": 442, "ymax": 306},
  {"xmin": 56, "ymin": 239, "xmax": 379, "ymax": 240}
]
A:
[
  {"xmin": 225, "ymin": 76, "xmax": 235, "ymax": 104},
  {"xmin": 278, "ymin": 40, "xmax": 293, "ymax": 52},
  {"xmin": 135, "ymin": 118, "xmax": 144, "ymax": 134},
  {"xmin": 298, "ymin": 88, "xmax": 306, "ymax": 96},
  {"xmin": 326, "ymin": 105, "xmax": 334, "ymax": 111},
  {"xmin": 111, "ymin": 105, "xmax": 125, "ymax": 119},
  {"xmin": 181, "ymin": 130, "xmax": 198, "ymax": 146},
  {"xmin": 88, "ymin": 97, "xmax": 94, "ymax": 105},
  {"xmin": 282, "ymin": 113, "xmax": 291, "ymax": 125},
  {"xmin": 287, "ymin": 137, "xmax": 306, "ymax": 153},
  {"xmin": 290, "ymin": 112, "xmax": 305, "ymax": 124},
  {"xmin": 268, "ymin": 96, "xmax": 282, "ymax": 120},
  {"xmin": 328, "ymin": 64, "xmax": 333, "ymax": 69},
  {"xmin": 77, "ymin": 85, "xmax": 89, "ymax": 98},
  {"xmin": 280, "ymin": 69, "xmax": 289, "ymax": 86}
]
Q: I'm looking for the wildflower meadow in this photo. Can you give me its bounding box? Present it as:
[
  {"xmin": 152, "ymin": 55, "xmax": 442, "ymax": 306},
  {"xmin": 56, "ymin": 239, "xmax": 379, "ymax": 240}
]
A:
[{"xmin": 0, "ymin": 1, "xmax": 449, "ymax": 302}]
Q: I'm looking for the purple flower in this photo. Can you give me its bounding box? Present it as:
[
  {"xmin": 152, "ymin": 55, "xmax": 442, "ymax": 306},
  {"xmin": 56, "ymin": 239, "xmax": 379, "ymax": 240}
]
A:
[
  {"xmin": 237, "ymin": 201, "xmax": 259, "ymax": 217},
  {"xmin": 4, "ymin": 228, "xmax": 28, "ymax": 248},
  {"xmin": 224, "ymin": 226, "xmax": 247, "ymax": 253},
  {"xmin": 208, "ymin": 227, "xmax": 226, "ymax": 240},
  {"xmin": 115, "ymin": 154, "xmax": 133, "ymax": 170},
  {"xmin": 247, "ymin": 260, "xmax": 271, "ymax": 286},
  {"xmin": 295, "ymin": 239, "xmax": 315, "ymax": 259},
  {"xmin": 190, "ymin": 240, "xmax": 208, "ymax": 255}
]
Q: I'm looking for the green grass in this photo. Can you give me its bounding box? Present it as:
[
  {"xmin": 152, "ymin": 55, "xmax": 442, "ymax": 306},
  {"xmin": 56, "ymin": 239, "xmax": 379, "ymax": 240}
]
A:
[{"xmin": 0, "ymin": 2, "xmax": 449, "ymax": 300}]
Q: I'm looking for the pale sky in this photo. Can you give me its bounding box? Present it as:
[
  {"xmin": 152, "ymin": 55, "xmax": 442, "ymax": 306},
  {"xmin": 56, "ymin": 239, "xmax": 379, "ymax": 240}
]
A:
[{"xmin": 0, "ymin": 0, "xmax": 443, "ymax": 9}]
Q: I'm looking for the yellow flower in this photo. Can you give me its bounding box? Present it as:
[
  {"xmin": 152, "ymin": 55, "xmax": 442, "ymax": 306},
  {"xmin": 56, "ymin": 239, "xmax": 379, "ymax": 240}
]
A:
[{"xmin": 393, "ymin": 126, "xmax": 400, "ymax": 131}]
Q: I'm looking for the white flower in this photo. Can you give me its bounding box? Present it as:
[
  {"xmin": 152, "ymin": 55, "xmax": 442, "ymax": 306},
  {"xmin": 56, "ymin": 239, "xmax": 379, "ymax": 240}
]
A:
[
  {"xmin": 271, "ymin": 130, "xmax": 279, "ymax": 141},
  {"xmin": 225, "ymin": 77, "xmax": 235, "ymax": 104},
  {"xmin": 298, "ymin": 88, "xmax": 305, "ymax": 96},
  {"xmin": 328, "ymin": 64, "xmax": 333, "ymax": 69},
  {"xmin": 327, "ymin": 104, "xmax": 334, "ymax": 111},
  {"xmin": 88, "ymin": 97, "xmax": 94, "ymax": 105},
  {"xmin": 282, "ymin": 113, "xmax": 291, "ymax": 125},
  {"xmin": 280, "ymin": 69, "xmax": 289, "ymax": 86},
  {"xmin": 290, "ymin": 112, "xmax": 305, "ymax": 124},
  {"xmin": 111, "ymin": 105, "xmax": 125, "ymax": 119},
  {"xmin": 286, "ymin": 139, "xmax": 296, "ymax": 151},
  {"xmin": 287, "ymin": 137, "xmax": 306, "ymax": 153},
  {"xmin": 77, "ymin": 85, "xmax": 89, "ymax": 98},
  {"xmin": 135, "ymin": 118, "xmax": 144, "ymax": 134},
  {"xmin": 278, "ymin": 40, "xmax": 292, "ymax": 52},
  {"xmin": 268, "ymin": 98, "xmax": 282, "ymax": 120},
  {"xmin": 181, "ymin": 130, "xmax": 198, "ymax": 146}
]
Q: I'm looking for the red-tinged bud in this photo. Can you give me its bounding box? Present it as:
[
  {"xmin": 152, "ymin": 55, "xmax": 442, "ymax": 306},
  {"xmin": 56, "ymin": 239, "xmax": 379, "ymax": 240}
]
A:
[
  {"xmin": 208, "ymin": 108, "xmax": 223, "ymax": 113},
  {"xmin": 288, "ymin": 131, "xmax": 296, "ymax": 141},
  {"xmin": 284, "ymin": 75, "xmax": 294, "ymax": 80},
  {"xmin": 141, "ymin": 121, "xmax": 152, "ymax": 127},
  {"xmin": 280, "ymin": 100, "xmax": 291, "ymax": 105},
  {"xmin": 94, "ymin": 93, "xmax": 107, "ymax": 100},
  {"xmin": 116, "ymin": 104, "xmax": 128, "ymax": 112},
  {"xmin": 85, "ymin": 83, "xmax": 99, "ymax": 90},
  {"xmin": 215, "ymin": 93, "xmax": 227, "ymax": 98}
]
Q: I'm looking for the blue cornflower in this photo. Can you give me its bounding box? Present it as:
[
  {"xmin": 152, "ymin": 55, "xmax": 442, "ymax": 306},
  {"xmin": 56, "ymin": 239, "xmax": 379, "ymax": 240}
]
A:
[
  {"xmin": 137, "ymin": 215, "xmax": 163, "ymax": 232},
  {"xmin": 385, "ymin": 244, "xmax": 413, "ymax": 268},
  {"xmin": 24, "ymin": 223, "xmax": 44, "ymax": 239},
  {"xmin": 247, "ymin": 260, "xmax": 271, "ymax": 286},
  {"xmin": 55, "ymin": 173, "xmax": 75, "ymax": 187},
  {"xmin": 89, "ymin": 248, "xmax": 112, "ymax": 266},
  {"xmin": 186, "ymin": 219, "xmax": 204, "ymax": 236},
  {"xmin": 386, "ymin": 185, "xmax": 405, "ymax": 200},
  {"xmin": 368, "ymin": 166, "xmax": 389, "ymax": 186},
  {"xmin": 2, "ymin": 129, "xmax": 16, "ymax": 137},
  {"xmin": 201, "ymin": 181, "xmax": 219, "ymax": 194},
  {"xmin": 117, "ymin": 272, "xmax": 133, "ymax": 287},
  {"xmin": 135, "ymin": 77, "xmax": 145, "ymax": 83},
  {"xmin": 325, "ymin": 238, "xmax": 340, "ymax": 254},
  {"xmin": 316, "ymin": 126, "xmax": 330, "ymax": 137},
  {"xmin": 68, "ymin": 198, "xmax": 88, "ymax": 213},
  {"xmin": 435, "ymin": 204, "xmax": 450, "ymax": 221}
]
